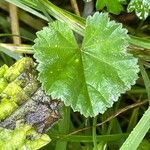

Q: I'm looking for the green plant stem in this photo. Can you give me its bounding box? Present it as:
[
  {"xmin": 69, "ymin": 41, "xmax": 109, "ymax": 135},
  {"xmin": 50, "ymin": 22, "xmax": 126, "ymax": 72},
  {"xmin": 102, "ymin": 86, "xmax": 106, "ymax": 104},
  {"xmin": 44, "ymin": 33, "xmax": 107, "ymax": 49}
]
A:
[
  {"xmin": 128, "ymin": 89, "xmax": 146, "ymax": 94},
  {"xmin": 93, "ymin": 117, "xmax": 98, "ymax": 150},
  {"xmin": 84, "ymin": 118, "xmax": 92, "ymax": 150},
  {"xmin": 127, "ymin": 107, "xmax": 139, "ymax": 132}
]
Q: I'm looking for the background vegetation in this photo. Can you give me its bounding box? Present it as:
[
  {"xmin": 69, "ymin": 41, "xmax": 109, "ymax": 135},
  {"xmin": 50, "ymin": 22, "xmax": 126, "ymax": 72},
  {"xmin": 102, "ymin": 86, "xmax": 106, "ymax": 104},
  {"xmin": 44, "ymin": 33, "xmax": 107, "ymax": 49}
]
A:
[{"xmin": 0, "ymin": 0, "xmax": 150, "ymax": 149}]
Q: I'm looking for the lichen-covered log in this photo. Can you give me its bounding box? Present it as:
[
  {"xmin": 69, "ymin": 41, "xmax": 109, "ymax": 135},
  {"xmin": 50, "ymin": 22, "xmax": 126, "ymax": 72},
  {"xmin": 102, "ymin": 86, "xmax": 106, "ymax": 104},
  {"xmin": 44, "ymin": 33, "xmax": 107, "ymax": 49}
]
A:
[
  {"xmin": 0, "ymin": 124, "xmax": 50, "ymax": 150},
  {"xmin": 0, "ymin": 88, "xmax": 62, "ymax": 133},
  {"xmin": 0, "ymin": 58, "xmax": 38, "ymax": 120},
  {"xmin": 0, "ymin": 57, "xmax": 62, "ymax": 150}
]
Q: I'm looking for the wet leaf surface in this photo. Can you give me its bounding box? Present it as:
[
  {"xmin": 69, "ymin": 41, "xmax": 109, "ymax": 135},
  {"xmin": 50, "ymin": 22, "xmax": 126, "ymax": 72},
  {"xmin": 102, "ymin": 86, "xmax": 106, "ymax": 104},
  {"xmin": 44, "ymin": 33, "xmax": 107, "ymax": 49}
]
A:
[{"xmin": 34, "ymin": 12, "xmax": 139, "ymax": 117}]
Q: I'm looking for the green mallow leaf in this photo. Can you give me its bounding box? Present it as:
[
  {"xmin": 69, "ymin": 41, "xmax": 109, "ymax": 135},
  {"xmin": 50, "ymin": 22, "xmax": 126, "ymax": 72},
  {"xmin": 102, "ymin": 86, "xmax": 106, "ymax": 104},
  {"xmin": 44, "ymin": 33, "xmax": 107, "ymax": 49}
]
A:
[
  {"xmin": 128, "ymin": 0, "xmax": 150, "ymax": 20},
  {"xmin": 34, "ymin": 12, "xmax": 139, "ymax": 117},
  {"xmin": 96, "ymin": 0, "xmax": 126, "ymax": 15}
]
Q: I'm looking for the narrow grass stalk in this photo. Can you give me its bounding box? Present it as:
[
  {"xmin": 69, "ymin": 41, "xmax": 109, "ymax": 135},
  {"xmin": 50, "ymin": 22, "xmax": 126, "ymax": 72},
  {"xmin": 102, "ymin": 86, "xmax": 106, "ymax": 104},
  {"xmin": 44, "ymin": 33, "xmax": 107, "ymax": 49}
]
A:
[
  {"xmin": 139, "ymin": 62, "xmax": 150, "ymax": 101},
  {"xmin": 93, "ymin": 117, "xmax": 98, "ymax": 150},
  {"xmin": 36, "ymin": 0, "xmax": 53, "ymax": 22},
  {"xmin": 51, "ymin": 134, "xmax": 129, "ymax": 142},
  {"xmin": 55, "ymin": 107, "xmax": 70, "ymax": 150}
]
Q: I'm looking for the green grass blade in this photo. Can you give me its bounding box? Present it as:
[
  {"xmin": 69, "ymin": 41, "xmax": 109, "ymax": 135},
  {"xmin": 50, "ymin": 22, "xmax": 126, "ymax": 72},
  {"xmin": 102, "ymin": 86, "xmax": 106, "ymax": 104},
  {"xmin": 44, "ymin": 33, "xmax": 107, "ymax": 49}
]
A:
[
  {"xmin": 55, "ymin": 107, "xmax": 70, "ymax": 150},
  {"xmin": 93, "ymin": 117, "xmax": 98, "ymax": 150},
  {"xmin": 39, "ymin": 0, "xmax": 85, "ymax": 35},
  {"xmin": 0, "ymin": 43, "xmax": 33, "ymax": 55},
  {"xmin": 139, "ymin": 62, "xmax": 150, "ymax": 99},
  {"xmin": 120, "ymin": 106, "xmax": 150, "ymax": 150},
  {"xmin": 129, "ymin": 35, "xmax": 150, "ymax": 49},
  {"xmin": 5, "ymin": 0, "xmax": 47, "ymax": 21},
  {"xmin": 36, "ymin": 0, "xmax": 53, "ymax": 22},
  {"xmin": 120, "ymin": 61, "xmax": 150, "ymax": 149},
  {"xmin": 127, "ymin": 108, "xmax": 139, "ymax": 132},
  {"xmin": 52, "ymin": 134, "xmax": 128, "ymax": 142},
  {"xmin": 6, "ymin": 0, "xmax": 150, "ymax": 50}
]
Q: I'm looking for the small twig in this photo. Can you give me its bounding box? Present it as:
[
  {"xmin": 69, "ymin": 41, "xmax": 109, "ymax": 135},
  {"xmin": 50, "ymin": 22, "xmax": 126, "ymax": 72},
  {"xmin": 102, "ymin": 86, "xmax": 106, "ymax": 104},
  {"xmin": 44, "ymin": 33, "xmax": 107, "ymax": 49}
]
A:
[
  {"xmin": 70, "ymin": 0, "xmax": 80, "ymax": 16},
  {"xmin": 9, "ymin": 3, "xmax": 21, "ymax": 45},
  {"xmin": 65, "ymin": 100, "xmax": 149, "ymax": 136}
]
